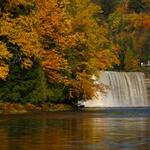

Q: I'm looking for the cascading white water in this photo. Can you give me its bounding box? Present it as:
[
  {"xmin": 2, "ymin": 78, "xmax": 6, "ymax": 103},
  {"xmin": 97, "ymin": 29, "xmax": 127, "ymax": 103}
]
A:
[{"xmin": 83, "ymin": 71, "xmax": 148, "ymax": 107}]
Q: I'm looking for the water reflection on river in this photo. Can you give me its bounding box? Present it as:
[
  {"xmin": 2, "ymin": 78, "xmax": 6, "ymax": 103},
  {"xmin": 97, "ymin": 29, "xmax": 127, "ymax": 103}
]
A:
[{"xmin": 0, "ymin": 110, "xmax": 150, "ymax": 150}]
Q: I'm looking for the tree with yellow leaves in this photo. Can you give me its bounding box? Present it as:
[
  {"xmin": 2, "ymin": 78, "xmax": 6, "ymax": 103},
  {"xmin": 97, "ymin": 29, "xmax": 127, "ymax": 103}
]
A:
[
  {"xmin": 0, "ymin": 42, "xmax": 12, "ymax": 80},
  {"xmin": 0, "ymin": 0, "xmax": 97, "ymax": 102},
  {"xmin": 3, "ymin": 0, "xmax": 147, "ymax": 104},
  {"xmin": 0, "ymin": 0, "xmax": 76, "ymax": 103}
]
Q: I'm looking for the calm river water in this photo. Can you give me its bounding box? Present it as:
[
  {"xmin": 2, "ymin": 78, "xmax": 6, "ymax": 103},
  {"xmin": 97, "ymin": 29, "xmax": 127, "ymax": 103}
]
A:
[{"xmin": 0, "ymin": 108, "xmax": 150, "ymax": 150}]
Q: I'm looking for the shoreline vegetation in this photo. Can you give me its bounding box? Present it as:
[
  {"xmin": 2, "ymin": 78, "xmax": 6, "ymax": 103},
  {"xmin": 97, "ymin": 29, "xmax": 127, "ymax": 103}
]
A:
[{"xmin": 0, "ymin": 102, "xmax": 75, "ymax": 115}]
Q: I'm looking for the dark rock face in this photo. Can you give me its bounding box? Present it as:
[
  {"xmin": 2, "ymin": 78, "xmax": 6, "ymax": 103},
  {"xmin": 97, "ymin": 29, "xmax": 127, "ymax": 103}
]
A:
[
  {"xmin": 145, "ymin": 79, "xmax": 150, "ymax": 103},
  {"xmin": 145, "ymin": 72, "xmax": 150, "ymax": 79}
]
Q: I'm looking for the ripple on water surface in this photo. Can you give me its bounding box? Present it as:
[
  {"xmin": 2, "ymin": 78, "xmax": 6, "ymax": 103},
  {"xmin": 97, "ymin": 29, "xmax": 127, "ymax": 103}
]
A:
[{"xmin": 0, "ymin": 109, "xmax": 150, "ymax": 150}]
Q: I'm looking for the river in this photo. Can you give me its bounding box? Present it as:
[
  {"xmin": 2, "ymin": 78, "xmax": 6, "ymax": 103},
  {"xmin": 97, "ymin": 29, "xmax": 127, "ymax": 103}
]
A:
[{"xmin": 0, "ymin": 108, "xmax": 150, "ymax": 150}]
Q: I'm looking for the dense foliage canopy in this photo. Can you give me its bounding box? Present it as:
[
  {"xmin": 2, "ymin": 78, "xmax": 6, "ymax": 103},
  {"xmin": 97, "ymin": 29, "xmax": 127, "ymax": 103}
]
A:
[{"xmin": 0, "ymin": 0, "xmax": 149, "ymax": 104}]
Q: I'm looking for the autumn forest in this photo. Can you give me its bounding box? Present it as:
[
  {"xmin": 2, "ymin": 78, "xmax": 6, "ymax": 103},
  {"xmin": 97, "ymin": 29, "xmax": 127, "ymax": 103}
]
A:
[{"xmin": 0, "ymin": 0, "xmax": 150, "ymax": 105}]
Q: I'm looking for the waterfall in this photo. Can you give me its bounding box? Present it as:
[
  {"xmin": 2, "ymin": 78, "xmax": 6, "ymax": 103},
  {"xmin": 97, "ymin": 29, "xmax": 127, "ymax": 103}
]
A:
[{"xmin": 83, "ymin": 71, "xmax": 148, "ymax": 107}]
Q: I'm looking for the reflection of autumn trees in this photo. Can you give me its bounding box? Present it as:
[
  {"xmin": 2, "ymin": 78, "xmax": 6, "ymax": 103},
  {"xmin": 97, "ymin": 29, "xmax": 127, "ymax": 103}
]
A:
[
  {"xmin": 0, "ymin": 116, "xmax": 108, "ymax": 150},
  {"xmin": 0, "ymin": 116, "xmax": 149, "ymax": 150},
  {"xmin": 0, "ymin": 128, "xmax": 9, "ymax": 150}
]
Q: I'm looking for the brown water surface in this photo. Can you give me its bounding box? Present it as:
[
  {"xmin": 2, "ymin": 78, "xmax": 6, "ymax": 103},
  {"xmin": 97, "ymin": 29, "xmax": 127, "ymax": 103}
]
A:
[{"xmin": 0, "ymin": 109, "xmax": 150, "ymax": 150}]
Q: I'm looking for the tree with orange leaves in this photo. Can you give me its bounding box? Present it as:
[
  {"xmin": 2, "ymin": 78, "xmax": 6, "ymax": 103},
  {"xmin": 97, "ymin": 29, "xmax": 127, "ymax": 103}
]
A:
[{"xmin": 2, "ymin": 0, "xmax": 149, "ymax": 104}]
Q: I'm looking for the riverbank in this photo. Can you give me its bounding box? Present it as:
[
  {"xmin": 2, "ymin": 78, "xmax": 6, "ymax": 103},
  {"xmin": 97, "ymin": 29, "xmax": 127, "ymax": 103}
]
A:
[{"xmin": 0, "ymin": 102, "xmax": 74, "ymax": 115}]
